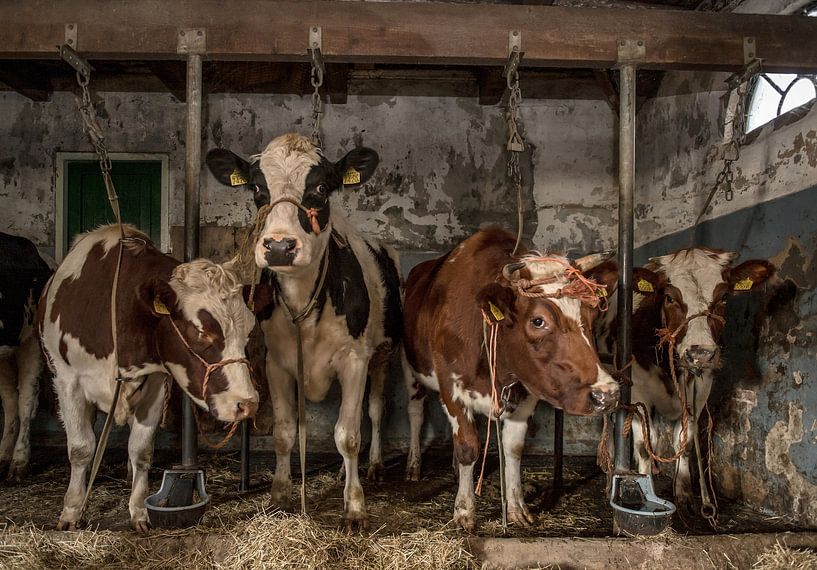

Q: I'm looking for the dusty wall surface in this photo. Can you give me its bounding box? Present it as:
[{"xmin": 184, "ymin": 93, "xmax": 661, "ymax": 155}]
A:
[
  {"xmin": 1, "ymin": 88, "xmax": 616, "ymax": 458},
  {"xmin": 635, "ymin": 65, "xmax": 817, "ymax": 526}
]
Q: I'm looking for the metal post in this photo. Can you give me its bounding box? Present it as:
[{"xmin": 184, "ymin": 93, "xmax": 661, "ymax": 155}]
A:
[
  {"xmin": 553, "ymin": 408, "xmax": 564, "ymax": 493},
  {"xmin": 613, "ymin": 62, "xmax": 636, "ymax": 473},
  {"xmin": 182, "ymin": 50, "xmax": 203, "ymax": 469},
  {"xmin": 239, "ymin": 420, "xmax": 251, "ymax": 491}
]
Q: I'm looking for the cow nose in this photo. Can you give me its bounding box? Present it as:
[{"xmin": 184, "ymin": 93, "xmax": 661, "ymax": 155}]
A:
[
  {"xmin": 683, "ymin": 345, "xmax": 718, "ymax": 366},
  {"xmin": 590, "ymin": 386, "xmax": 619, "ymax": 412},
  {"xmin": 235, "ymin": 399, "xmax": 259, "ymax": 421},
  {"xmin": 262, "ymin": 237, "xmax": 299, "ymax": 266}
]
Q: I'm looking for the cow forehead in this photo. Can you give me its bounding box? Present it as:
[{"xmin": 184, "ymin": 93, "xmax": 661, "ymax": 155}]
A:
[
  {"xmin": 653, "ymin": 249, "xmax": 731, "ymax": 306},
  {"xmin": 521, "ymin": 255, "xmax": 585, "ymax": 327},
  {"xmin": 256, "ymin": 134, "xmax": 322, "ymax": 197}
]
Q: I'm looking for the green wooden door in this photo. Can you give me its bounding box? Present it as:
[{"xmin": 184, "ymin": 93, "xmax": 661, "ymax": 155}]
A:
[{"xmin": 64, "ymin": 160, "xmax": 162, "ymax": 254}]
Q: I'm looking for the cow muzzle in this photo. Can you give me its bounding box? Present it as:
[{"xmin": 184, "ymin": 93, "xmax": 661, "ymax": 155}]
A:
[
  {"xmin": 234, "ymin": 398, "xmax": 259, "ymax": 421},
  {"xmin": 589, "ymin": 383, "xmax": 620, "ymax": 414},
  {"xmin": 681, "ymin": 345, "xmax": 718, "ymax": 369},
  {"xmin": 263, "ymin": 236, "xmax": 300, "ymax": 266}
]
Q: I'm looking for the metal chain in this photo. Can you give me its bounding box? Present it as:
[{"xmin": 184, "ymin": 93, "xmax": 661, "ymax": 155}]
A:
[
  {"xmin": 310, "ymin": 56, "xmax": 324, "ymax": 150},
  {"xmin": 506, "ymin": 61, "xmax": 525, "ymax": 255}
]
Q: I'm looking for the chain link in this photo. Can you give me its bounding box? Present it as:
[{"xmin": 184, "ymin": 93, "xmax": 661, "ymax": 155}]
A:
[
  {"xmin": 310, "ymin": 56, "xmax": 324, "ymax": 150},
  {"xmin": 506, "ymin": 61, "xmax": 525, "ymax": 255}
]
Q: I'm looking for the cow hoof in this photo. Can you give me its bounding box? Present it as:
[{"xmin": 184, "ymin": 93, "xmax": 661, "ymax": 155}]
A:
[
  {"xmin": 405, "ymin": 464, "xmax": 421, "ymax": 482},
  {"xmin": 56, "ymin": 519, "xmax": 82, "ymax": 531},
  {"xmin": 454, "ymin": 509, "xmax": 476, "ymax": 532},
  {"xmin": 508, "ymin": 508, "xmax": 535, "ymax": 527},
  {"xmin": 6, "ymin": 461, "xmax": 29, "ymax": 483},
  {"xmin": 270, "ymin": 480, "xmax": 293, "ymax": 510},
  {"xmin": 342, "ymin": 511, "xmax": 369, "ymax": 532},
  {"xmin": 367, "ymin": 462, "xmax": 385, "ymax": 482},
  {"xmin": 132, "ymin": 519, "xmax": 151, "ymax": 533}
]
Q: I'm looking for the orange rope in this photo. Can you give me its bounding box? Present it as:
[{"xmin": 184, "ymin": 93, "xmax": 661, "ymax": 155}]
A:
[
  {"xmin": 476, "ymin": 315, "xmax": 501, "ymax": 497},
  {"xmin": 513, "ymin": 257, "xmax": 608, "ymax": 310}
]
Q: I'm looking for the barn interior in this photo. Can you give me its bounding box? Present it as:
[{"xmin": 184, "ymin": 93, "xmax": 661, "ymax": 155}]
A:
[{"xmin": 1, "ymin": 0, "xmax": 817, "ymax": 568}]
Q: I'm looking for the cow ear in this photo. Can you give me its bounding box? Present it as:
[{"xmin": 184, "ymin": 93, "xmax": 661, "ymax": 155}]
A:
[
  {"xmin": 242, "ymin": 283, "xmax": 277, "ymax": 315},
  {"xmin": 633, "ymin": 267, "xmax": 662, "ymax": 295},
  {"xmin": 477, "ymin": 282, "xmax": 516, "ymax": 326},
  {"xmin": 583, "ymin": 259, "xmax": 618, "ymax": 298},
  {"xmin": 139, "ymin": 278, "xmax": 179, "ymax": 318},
  {"xmin": 336, "ymin": 147, "xmax": 379, "ymax": 190},
  {"xmin": 206, "ymin": 149, "xmax": 251, "ymax": 188},
  {"xmin": 728, "ymin": 259, "xmax": 775, "ymax": 293}
]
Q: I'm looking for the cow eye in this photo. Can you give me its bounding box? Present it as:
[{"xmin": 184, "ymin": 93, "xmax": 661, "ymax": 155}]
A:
[
  {"xmin": 665, "ymin": 294, "xmax": 675, "ymax": 305},
  {"xmin": 315, "ymin": 183, "xmax": 327, "ymax": 196},
  {"xmin": 531, "ymin": 317, "xmax": 547, "ymax": 329},
  {"xmin": 251, "ymin": 184, "xmax": 260, "ymax": 193}
]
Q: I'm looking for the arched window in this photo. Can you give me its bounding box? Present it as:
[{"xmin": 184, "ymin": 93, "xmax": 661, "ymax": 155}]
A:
[{"xmin": 745, "ymin": 4, "xmax": 817, "ymax": 133}]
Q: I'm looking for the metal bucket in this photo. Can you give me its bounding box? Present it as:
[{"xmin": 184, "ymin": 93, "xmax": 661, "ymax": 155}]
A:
[
  {"xmin": 144, "ymin": 469, "xmax": 209, "ymax": 528},
  {"xmin": 609, "ymin": 472, "xmax": 675, "ymax": 536}
]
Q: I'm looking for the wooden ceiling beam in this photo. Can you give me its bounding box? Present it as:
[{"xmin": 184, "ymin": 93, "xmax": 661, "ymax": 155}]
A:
[{"xmin": 1, "ymin": 1, "xmax": 817, "ymax": 72}]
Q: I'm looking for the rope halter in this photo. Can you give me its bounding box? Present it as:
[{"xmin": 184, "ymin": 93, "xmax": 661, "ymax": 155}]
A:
[
  {"xmin": 503, "ymin": 256, "xmax": 609, "ymax": 310},
  {"xmin": 266, "ymin": 195, "xmax": 324, "ymax": 236}
]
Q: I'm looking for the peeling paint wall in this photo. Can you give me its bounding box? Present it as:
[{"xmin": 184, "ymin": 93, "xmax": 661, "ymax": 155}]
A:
[
  {"xmin": 1, "ymin": 87, "xmax": 616, "ymax": 456},
  {"xmin": 636, "ymin": 56, "xmax": 817, "ymax": 524}
]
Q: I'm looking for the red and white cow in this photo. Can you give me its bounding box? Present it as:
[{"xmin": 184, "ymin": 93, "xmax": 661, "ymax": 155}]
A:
[
  {"xmin": 403, "ymin": 228, "xmax": 620, "ymax": 530},
  {"xmin": 591, "ymin": 248, "xmax": 774, "ymax": 511},
  {"xmin": 206, "ymin": 134, "xmax": 402, "ymax": 529},
  {"xmin": 0, "ymin": 232, "xmax": 52, "ymax": 481},
  {"xmin": 38, "ymin": 225, "xmax": 269, "ymax": 531}
]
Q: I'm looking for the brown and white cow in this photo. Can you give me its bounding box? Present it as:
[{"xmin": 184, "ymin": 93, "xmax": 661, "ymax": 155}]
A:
[
  {"xmin": 403, "ymin": 228, "xmax": 620, "ymax": 530},
  {"xmin": 206, "ymin": 133, "xmax": 402, "ymax": 530},
  {"xmin": 38, "ymin": 225, "xmax": 269, "ymax": 531},
  {"xmin": 0, "ymin": 232, "xmax": 52, "ymax": 481},
  {"xmin": 591, "ymin": 248, "xmax": 774, "ymax": 512}
]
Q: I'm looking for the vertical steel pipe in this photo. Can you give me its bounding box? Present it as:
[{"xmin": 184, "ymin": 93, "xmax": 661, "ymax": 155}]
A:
[
  {"xmin": 614, "ymin": 63, "xmax": 636, "ymax": 473},
  {"xmin": 553, "ymin": 408, "xmax": 564, "ymax": 493},
  {"xmin": 240, "ymin": 419, "xmax": 251, "ymax": 491},
  {"xmin": 182, "ymin": 52, "xmax": 203, "ymax": 469}
]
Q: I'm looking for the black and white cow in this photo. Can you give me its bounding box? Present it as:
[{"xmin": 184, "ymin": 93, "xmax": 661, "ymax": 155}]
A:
[
  {"xmin": 0, "ymin": 232, "xmax": 52, "ymax": 482},
  {"xmin": 207, "ymin": 133, "xmax": 402, "ymax": 529}
]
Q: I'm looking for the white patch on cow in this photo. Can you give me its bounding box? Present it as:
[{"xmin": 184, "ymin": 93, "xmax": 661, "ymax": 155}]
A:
[
  {"xmin": 649, "ymin": 249, "xmax": 733, "ymax": 359},
  {"xmin": 414, "ymin": 369, "xmax": 440, "ymax": 392},
  {"xmin": 591, "ymin": 364, "xmax": 618, "ymax": 395},
  {"xmin": 451, "ymin": 377, "xmax": 490, "ymax": 420},
  {"xmin": 442, "ymin": 399, "xmax": 460, "ymax": 436},
  {"xmin": 254, "ymin": 134, "xmax": 326, "ymax": 269}
]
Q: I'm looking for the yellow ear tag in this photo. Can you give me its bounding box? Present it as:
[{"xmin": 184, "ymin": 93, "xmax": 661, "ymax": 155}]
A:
[
  {"xmin": 733, "ymin": 277, "xmax": 754, "ymax": 291},
  {"xmin": 488, "ymin": 301, "xmax": 505, "ymax": 322},
  {"xmin": 637, "ymin": 279, "xmax": 654, "ymax": 293},
  {"xmin": 597, "ymin": 287, "xmax": 608, "ymax": 298},
  {"xmin": 343, "ymin": 168, "xmax": 361, "ymax": 185},
  {"xmin": 230, "ymin": 169, "xmax": 248, "ymax": 186},
  {"xmin": 153, "ymin": 298, "xmax": 170, "ymax": 315}
]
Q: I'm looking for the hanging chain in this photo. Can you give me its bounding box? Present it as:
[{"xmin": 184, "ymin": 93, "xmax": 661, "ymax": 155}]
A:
[
  {"xmin": 310, "ymin": 52, "xmax": 325, "ymax": 150},
  {"xmin": 506, "ymin": 54, "xmax": 525, "ymax": 255}
]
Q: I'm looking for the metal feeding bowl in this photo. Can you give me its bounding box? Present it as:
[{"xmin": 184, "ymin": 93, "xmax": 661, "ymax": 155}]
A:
[
  {"xmin": 145, "ymin": 469, "xmax": 210, "ymax": 528},
  {"xmin": 610, "ymin": 473, "xmax": 676, "ymax": 536}
]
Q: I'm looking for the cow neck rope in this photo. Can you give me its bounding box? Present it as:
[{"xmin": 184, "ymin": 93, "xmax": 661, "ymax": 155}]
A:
[
  {"xmin": 73, "ymin": 64, "xmax": 132, "ymax": 523},
  {"xmin": 476, "ymin": 315, "xmax": 509, "ymax": 532},
  {"xmin": 165, "ymin": 316, "xmax": 254, "ymax": 449},
  {"xmin": 278, "ymin": 246, "xmax": 330, "ymax": 515}
]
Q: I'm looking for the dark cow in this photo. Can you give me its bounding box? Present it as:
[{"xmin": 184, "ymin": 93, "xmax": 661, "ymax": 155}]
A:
[
  {"xmin": 206, "ymin": 133, "xmax": 402, "ymax": 529},
  {"xmin": 591, "ymin": 248, "xmax": 774, "ymax": 512},
  {"xmin": 38, "ymin": 225, "xmax": 269, "ymax": 531},
  {"xmin": 403, "ymin": 228, "xmax": 620, "ymax": 530},
  {"xmin": 0, "ymin": 232, "xmax": 52, "ymax": 481}
]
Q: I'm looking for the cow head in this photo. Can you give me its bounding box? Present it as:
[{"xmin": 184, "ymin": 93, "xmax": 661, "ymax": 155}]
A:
[
  {"xmin": 633, "ymin": 248, "xmax": 774, "ymax": 371},
  {"xmin": 206, "ymin": 134, "xmax": 379, "ymax": 272},
  {"xmin": 138, "ymin": 260, "xmax": 274, "ymax": 422},
  {"xmin": 477, "ymin": 253, "xmax": 620, "ymax": 416}
]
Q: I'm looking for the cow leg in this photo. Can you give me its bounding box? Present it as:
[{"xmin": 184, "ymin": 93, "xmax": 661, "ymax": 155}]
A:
[
  {"xmin": 672, "ymin": 418, "xmax": 696, "ymax": 513},
  {"xmin": 502, "ymin": 395, "xmax": 538, "ymax": 527},
  {"xmin": 268, "ymin": 357, "xmax": 296, "ymax": 509},
  {"xmin": 127, "ymin": 373, "xmax": 165, "ymax": 533},
  {"xmin": 55, "ymin": 374, "xmax": 96, "ymax": 530},
  {"xmin": 0, "ymin": 357, "xmax": 19, "ymax": 480},
  {"xmin": 336, "ymin": 355, "xmax": 369, "ymax": 530},
  {"xmin": 440, "ymin": 392, "xmax": 479, "ymax": 532},
  {"xmin": 8, "ymin": 336, "xmax": 43, "ymax": 481},
  {"xmin": 631, "ymin": 411, "xmax": 656, "ymax": 476},
  {"xmin": 404, "ymin": 356, "xmax": 426, "ymax": 482},
  {"xmin": 366, "ymin": 363, "xmax": 386, "ymax": 481}
]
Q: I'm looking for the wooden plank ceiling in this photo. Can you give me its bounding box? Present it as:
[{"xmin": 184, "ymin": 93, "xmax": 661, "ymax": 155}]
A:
[{"xmin": 0, "ymin": 0, "xmax": 812, "ymax": 106}]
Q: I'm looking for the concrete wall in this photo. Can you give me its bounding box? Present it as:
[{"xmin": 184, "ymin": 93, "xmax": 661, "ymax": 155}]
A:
[
  {"xmin": 635, "ymin": 62, "xmax": 817, "ymax": 526},
  {"xmin": 1, "ymin": 87, "xmax": 617, "ymax": 457}
]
